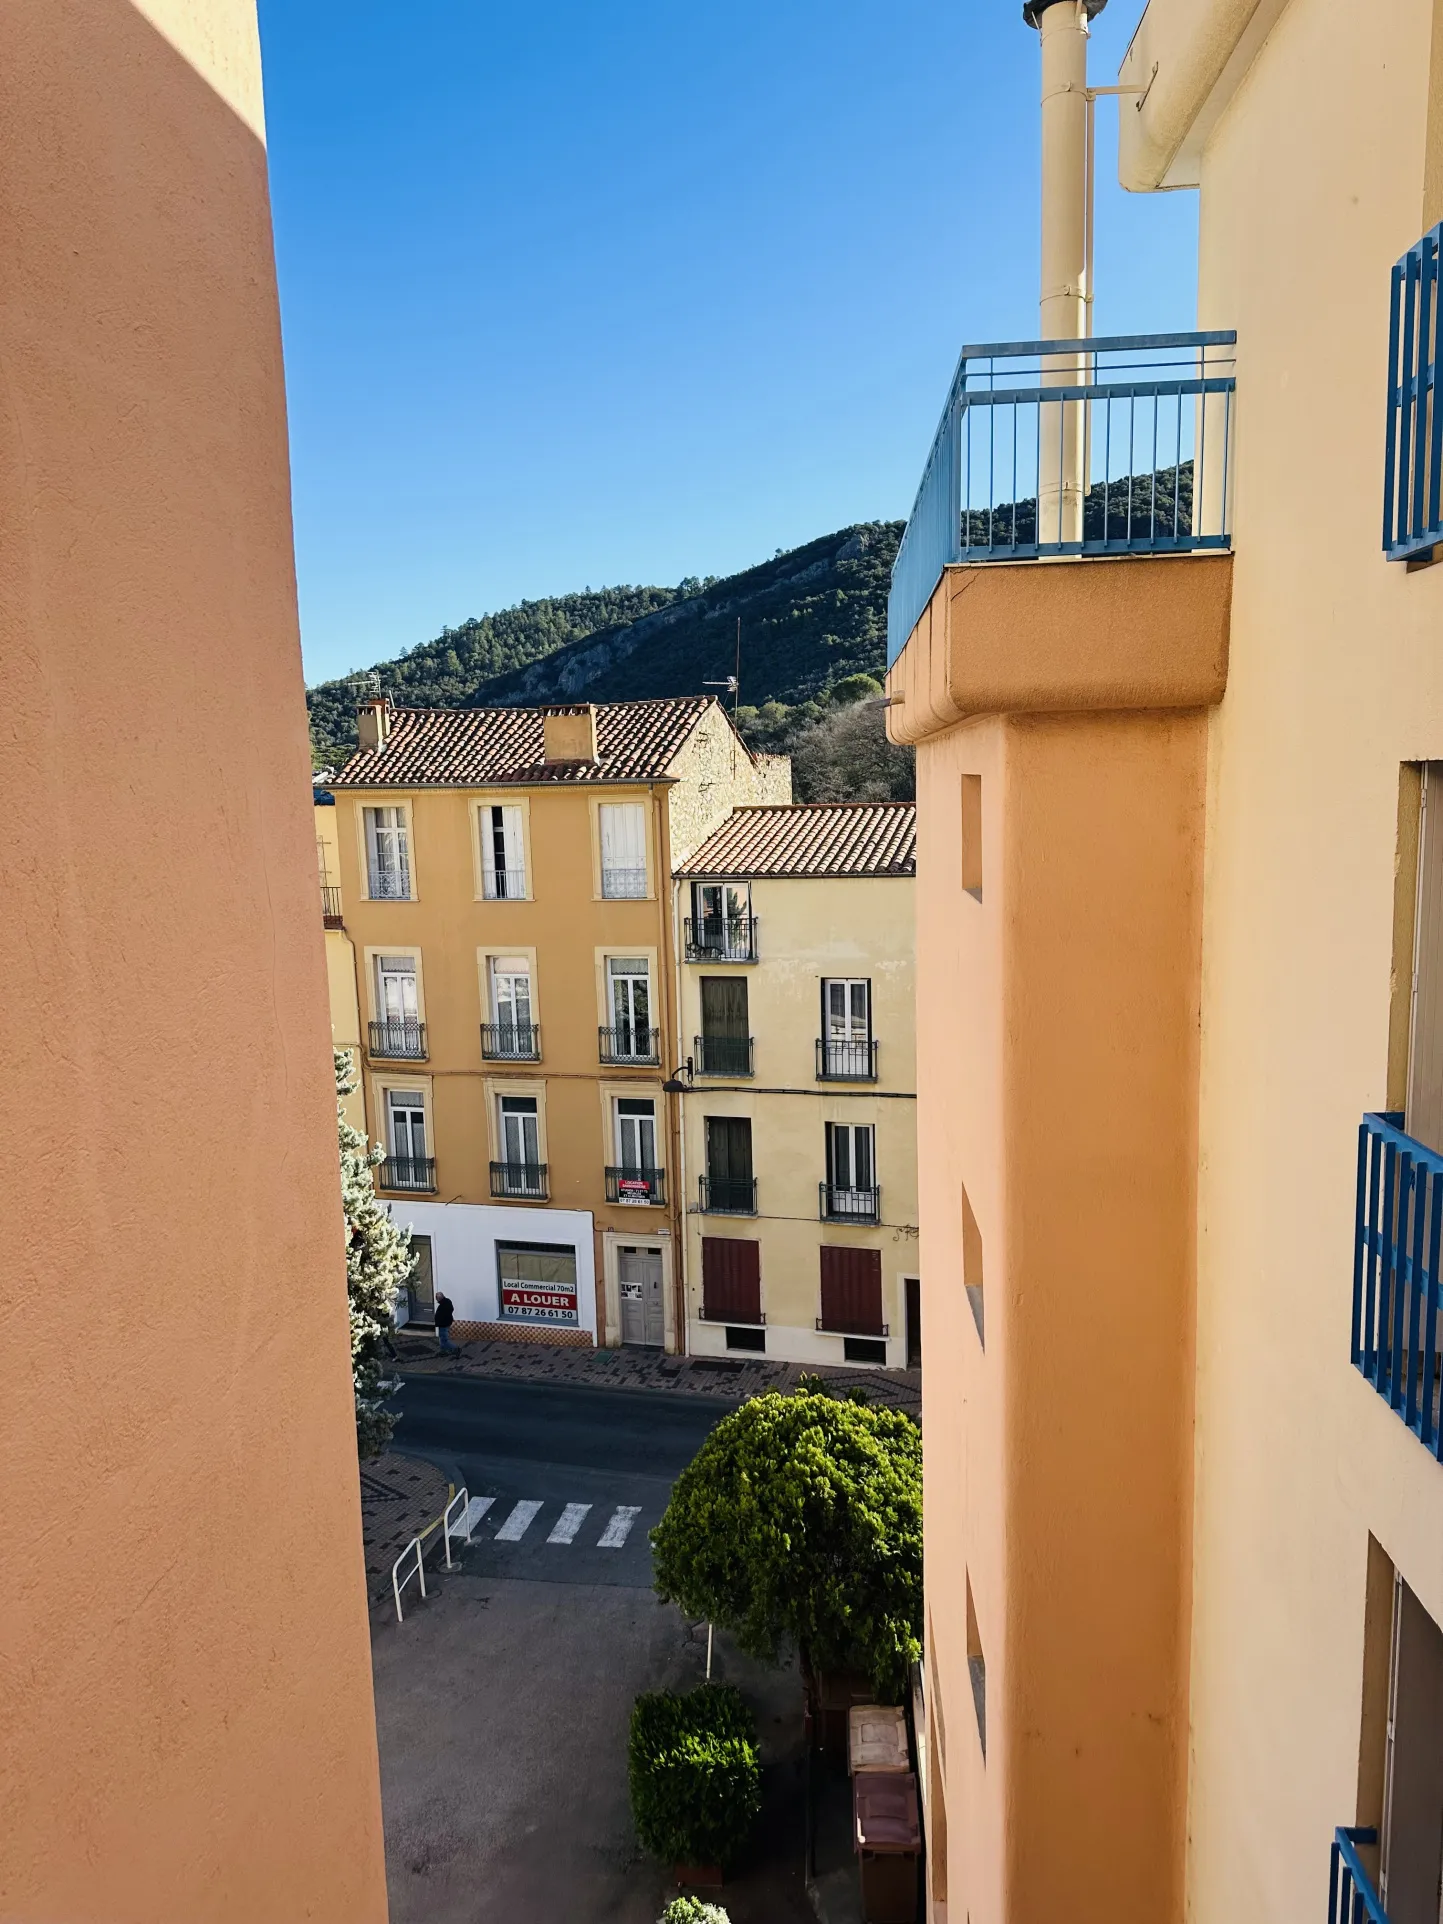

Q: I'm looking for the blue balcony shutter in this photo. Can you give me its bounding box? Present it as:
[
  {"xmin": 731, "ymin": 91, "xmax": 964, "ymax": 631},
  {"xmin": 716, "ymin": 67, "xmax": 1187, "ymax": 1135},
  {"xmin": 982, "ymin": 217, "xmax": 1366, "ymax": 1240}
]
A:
[{"xmin": 1408, "ymin": 764, "xmax": 1443, "ymax": 1154}]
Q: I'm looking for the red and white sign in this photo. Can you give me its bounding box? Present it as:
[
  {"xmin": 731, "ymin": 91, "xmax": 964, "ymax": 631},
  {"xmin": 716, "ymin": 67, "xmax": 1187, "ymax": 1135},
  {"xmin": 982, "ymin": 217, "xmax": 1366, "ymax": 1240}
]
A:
[{"xmin": 500, "ymin": 1280, "xmax": 578, "ymax": 1325}]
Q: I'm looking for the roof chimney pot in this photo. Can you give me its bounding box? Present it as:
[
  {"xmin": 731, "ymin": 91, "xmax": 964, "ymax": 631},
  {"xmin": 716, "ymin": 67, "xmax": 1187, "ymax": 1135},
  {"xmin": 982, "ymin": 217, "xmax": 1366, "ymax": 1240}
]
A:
[{"xmin": 542, "ymin": 705, "xmax": 599, "ymax": 764}]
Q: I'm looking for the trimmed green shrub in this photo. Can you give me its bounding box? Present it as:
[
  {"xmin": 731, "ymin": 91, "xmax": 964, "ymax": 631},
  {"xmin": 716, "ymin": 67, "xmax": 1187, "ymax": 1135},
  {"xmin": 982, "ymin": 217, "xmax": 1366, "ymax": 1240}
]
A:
[
  {"xmin": 651, "ymin": 1389, "xmax": 922, "ymax": 1700},
  {"xmin": 659, "ymin": 1901, "xmax": 730, "ymax": 1924},
  {"xmin": 628, "ymin": 1685, "xmax": 761, "ymax": 1869}
]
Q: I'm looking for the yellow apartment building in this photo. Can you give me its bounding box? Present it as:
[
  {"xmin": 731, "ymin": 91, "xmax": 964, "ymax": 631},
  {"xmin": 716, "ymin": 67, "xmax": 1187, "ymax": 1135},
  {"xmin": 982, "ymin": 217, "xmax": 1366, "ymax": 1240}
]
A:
[
  {"xmin": 671, "ymin": 803, "xmax": 919, "ymax": 1367},
  {"xmin": 887, "ymin": 0, "xmax": 1443, "ymax": 1921},
  {"xmin": 6, "ymin": 3, "xmax": 388, "ymax": 1918},
  {"xmin": 322, "ymin": 692, "xmax": 788, "ymax": 1352}
]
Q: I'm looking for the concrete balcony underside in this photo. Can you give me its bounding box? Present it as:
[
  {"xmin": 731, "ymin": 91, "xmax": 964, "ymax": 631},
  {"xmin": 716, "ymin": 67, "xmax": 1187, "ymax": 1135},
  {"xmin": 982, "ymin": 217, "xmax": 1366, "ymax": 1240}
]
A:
[{"xmin": 885, "ymin": 551, "xmax": 1232, "ymax": 744}]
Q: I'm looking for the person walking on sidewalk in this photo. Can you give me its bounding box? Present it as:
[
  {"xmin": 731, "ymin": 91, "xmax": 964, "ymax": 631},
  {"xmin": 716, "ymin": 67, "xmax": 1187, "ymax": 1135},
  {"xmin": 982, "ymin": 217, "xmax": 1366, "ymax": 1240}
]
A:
[{"xmin": 435, "ymin": 1292, "xmax": 456, "ymax": 1354}]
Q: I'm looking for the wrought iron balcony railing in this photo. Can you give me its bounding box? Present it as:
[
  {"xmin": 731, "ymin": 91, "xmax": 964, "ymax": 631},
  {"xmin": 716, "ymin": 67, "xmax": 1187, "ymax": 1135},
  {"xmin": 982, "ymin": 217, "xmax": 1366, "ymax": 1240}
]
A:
[
  {"xmin": 601, "ymin": 865, "xmax": 648, "ymax": 899},
  {"xmin": 888, "ymin": 330, "xmax": 1237, "ymax": 665},
  {"xmin": 697, "ymin": 1306, "xmax": 766, "ymax": 1326},
  {"xmin": 605, "ymin": 1166, "xmax": 667, "ymax": 1206},
  {"xmin": 684, "ymin": 916, "xmax": 759, "ymax": 963},
  {"xmin": 817, "ymin": 1037, "xmax": 878, "ymax": 1082},
  {"xmin": 481, "ymin": 868, "xmax": 527, "ymax": 901},
  {"xmin": 694, "ymin": 1034, "xmax": 754, "ymax": 1077},
  {"xmin": 369, "ymin": 1019, "xmax": 426, "ymax": 1059},
  {"xmin": 367, "ymin": 867, "xmax": 411, "ymax": 901},
  {"xmin": 490, "ymin": 1160, "xmax": 548, "ymax": 1201},
  {"xmin": 379, "ymin": 1156, "xmax": 435, "ymax": 1193},
  {"xmin": 598, "ymin": 1024, "xmax": 660, "ymax": 1065},
  {"xmin": 481, "ymin": 1022, "xmax": 541, "ymax": 1061},
  {"xmin": 816, "ymin": 1315, "xmax": 890, "ymax": 1338},
  {"xmin": 321, "ymin": 884, "xmax": 343, "ymax": 927},
  {"xmin": 1328, "ymin": 1828, "xmax": 1386, "ymax": 1924},
  {"xmin": 699, "ymin": 1175, "xmax": 757, "ymax": 1216},
  {"xmin": 1354, "ymin": 1111, "xmax": 1443, "ymax": 1459},
  {"xmin": 1385, "ymin": 224, "xmax": 1443, "ymax": 560},
  {"xmin": 820, "ymin": 1182, "xmax": 881, "ymax": 1224}
]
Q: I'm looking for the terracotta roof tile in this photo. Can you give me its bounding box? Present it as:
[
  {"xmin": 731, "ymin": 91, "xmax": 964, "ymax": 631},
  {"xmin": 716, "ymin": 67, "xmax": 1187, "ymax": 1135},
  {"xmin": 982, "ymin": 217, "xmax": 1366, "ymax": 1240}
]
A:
[
  {"xmin": 330, "ymin": 696, "xmax": 721, "ymax": 788},
  {"xmin": 676, "ymin": 803, "xmax": 916, "ymax": 880}
]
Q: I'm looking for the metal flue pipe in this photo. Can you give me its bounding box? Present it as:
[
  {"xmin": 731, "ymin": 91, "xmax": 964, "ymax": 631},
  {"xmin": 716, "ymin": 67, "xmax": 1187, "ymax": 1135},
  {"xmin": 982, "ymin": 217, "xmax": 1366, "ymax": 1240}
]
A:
[{"xmin": 1026, "ymin": 0, "xmax": 1105, "ymax": 545}]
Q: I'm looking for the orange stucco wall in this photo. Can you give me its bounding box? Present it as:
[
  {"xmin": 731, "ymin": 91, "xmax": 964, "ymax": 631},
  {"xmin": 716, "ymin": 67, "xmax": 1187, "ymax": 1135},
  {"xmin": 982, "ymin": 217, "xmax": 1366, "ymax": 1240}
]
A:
[
  {"xmin": 913, "ymin": 703, "xmax": 1204, "ymax": 1924},
  {"xmin": 0, "ymin": 5, "xmax": 388, "ymax": 1919}
]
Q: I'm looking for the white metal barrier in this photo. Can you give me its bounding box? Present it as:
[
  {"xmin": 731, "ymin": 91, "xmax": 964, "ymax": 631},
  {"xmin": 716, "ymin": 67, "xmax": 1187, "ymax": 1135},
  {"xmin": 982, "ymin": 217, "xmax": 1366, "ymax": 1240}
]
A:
[
  {"xmin": 443, "ymin": 1486, "xmax": 470, "ymax": 1569},
  {"xmin": 392, "ymin": 1535, "xmax": 426, "ymax": 1623}
]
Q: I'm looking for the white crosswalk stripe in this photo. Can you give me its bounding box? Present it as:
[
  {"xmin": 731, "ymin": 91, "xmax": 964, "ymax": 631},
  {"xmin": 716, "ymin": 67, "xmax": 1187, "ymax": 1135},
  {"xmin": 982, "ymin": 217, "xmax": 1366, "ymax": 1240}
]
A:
[
  {"xmin": 494, "ymin": 1499, "xmax": 544, "ymax": 1542},
  {"xmin": 547, "ymin": 1502, "xmax": 593, "ymax": 1545},
  {"xmin": 459, "ymin": 1496, "xmax": 493, "ymax": 1537},
  {"xmin": 597, "ymin": 1505, "xmax": 642, "ymax": 1550}
]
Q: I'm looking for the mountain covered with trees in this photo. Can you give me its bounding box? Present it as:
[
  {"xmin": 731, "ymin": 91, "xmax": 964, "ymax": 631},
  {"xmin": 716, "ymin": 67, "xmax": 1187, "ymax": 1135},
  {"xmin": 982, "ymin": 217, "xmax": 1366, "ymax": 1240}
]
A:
[{"xmin": 306, "ymin": 521, "xmax": 912, "ymax": 800}]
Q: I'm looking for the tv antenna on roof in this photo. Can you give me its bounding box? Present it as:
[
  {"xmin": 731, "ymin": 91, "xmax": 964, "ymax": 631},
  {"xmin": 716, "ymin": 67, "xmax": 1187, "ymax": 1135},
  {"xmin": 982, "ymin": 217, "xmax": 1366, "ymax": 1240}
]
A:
[{"xmin": 704, "ymin": 618, "xmax": 743, "ymax": 776}]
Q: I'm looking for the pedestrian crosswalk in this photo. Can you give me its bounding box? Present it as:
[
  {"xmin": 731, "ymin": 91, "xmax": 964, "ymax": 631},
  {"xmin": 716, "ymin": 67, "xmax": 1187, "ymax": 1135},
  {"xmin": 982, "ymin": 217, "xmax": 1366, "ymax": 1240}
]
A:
[{"xmin": 457, "ymin": 1496, "xmax": 644, "ymax": 1553}]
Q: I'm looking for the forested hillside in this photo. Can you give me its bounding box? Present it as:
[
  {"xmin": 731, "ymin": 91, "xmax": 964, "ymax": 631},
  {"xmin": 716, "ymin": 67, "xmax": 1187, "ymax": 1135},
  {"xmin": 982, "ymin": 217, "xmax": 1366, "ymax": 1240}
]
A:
[{"xmin": 306, "ymin": 521, "xmax": 903, "ymax": 778}]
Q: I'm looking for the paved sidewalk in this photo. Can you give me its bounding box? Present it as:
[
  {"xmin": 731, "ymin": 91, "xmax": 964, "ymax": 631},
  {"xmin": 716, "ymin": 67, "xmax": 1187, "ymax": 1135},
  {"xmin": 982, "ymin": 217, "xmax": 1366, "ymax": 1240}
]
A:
[
  {"xmin": 392, "ymin": 1331, "xmax": 921, "ymax": 1420},
  {"xmin": 360, "ymin": 1449, "xmax": 452, "ymax": 1605}
]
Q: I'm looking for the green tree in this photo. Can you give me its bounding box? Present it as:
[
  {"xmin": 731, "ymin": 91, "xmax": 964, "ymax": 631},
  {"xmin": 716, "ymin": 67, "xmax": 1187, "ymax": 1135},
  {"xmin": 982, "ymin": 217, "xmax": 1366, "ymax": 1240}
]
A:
[
  {"xmin": 650, "ymin": 1390, "xmax": 923, "ymax": 1700},
  {"xmin": 336, "ymin": 1048, "xmax": 412, "ymax": 1457}
]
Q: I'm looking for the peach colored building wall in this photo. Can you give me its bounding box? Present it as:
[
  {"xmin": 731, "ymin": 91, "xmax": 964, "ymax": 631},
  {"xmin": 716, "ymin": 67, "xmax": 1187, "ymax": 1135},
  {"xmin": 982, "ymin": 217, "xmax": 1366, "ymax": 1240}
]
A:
[
  {"xmin": 901, "ymin": 672, "xmax": 1206, "ymax": 1924},
  {"xmin": 1118, "ymin": 0, "xmax": 1443, "ymax": 1919},
  {"xmin": 0, "ymin": 4, "xmax": 387, "ymax": 1919}
]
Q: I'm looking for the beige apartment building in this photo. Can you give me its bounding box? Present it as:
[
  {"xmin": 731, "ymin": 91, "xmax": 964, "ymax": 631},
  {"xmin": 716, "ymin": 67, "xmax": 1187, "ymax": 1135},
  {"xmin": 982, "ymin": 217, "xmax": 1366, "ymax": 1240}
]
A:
[
  {"xmin": 4, "ymin": 4, "xmax": 388, "ymax": 1919},
  {"xmin": 320, "ymin": 693, "xmax": 787, "ymax": 1351},
  {"xmin": 888, "ymin": 0, "xmax": 1443, "ymax": 1921},
  {"xmin": 672, "ymin": 803, "xmax": 919, "ymax": 1367}
]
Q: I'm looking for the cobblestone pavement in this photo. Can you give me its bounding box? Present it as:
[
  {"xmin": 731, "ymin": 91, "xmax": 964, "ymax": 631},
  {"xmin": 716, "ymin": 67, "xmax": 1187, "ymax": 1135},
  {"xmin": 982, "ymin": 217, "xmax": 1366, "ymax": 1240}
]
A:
[
  {"xmin": 391, "ymin": 1331, "xmax": 921, "ymax": 1420},
  {"xmin": 360, "ymin": 1449, "xmax": 453, "ymax": 1605}
]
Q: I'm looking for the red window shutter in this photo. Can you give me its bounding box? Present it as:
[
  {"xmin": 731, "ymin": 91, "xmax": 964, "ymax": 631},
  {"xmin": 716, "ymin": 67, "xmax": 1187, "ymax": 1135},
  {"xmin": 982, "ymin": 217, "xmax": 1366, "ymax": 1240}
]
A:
[
  {"xmin": 702, "ymin": 1238, "xmax": 761, "ymax": 1323},
  {"xmin": 819, "ymin": 1246, "xmax": 884, "ymax": 1334}
]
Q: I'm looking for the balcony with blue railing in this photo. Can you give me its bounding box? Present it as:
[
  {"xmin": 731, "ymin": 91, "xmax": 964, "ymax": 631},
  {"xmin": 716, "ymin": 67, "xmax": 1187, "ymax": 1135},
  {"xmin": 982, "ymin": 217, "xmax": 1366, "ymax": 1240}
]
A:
[
  {"xmin": 887, "ymin": 331, "xmax": 1238, "ymax": 668},
  {"xmin": 1353, "ymin": 1111, "xmax": 1443, "ymax": 1459},
  {"xmin": 1329, "ymin": 1828, "xmax": 1387, "ymax": 1924},
  {"xmin": 1385, "ymin": 224, "xmax": 1443, "ymax": 561}
]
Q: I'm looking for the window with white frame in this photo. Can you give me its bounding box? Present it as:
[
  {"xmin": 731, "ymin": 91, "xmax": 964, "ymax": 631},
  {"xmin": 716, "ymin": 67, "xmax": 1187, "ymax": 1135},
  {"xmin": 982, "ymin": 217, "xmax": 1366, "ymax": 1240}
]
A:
[
  {"xmin": 615, "ymin": 1097, "xmax": 658, "ymax": 1171},
  {"xmin": 373, "ymin": 955, "xmax": 423, "ymax": 1055},
  {"xmin": 692, "ymin": 882, "xmax": 752, "ymax": 958},
  {"xmin": 364, "ymin": 806, "xmax": 411, "ymax": 899},
  {"xmin": 376, "ymin": 954, "xmax": 419, "ymax": 1022},
  {"xmin": 822, "ymin": 978, "xmax": 872, "ymax": 1076},
  {"xmin": 825, "ymin": 1121, "xmax": 876, "ymax": 1208},
  {"xmin": 386, "ymin": 1090, "xmax": 428, "ymax": 1178},
  {"xmin": 498, "ymin": 1094, "xmax": 541, "ymax": 1169},
  {"xmin": 599, "ymin": 803, "xmax": 647, "ymax": 898},
  {"xmin": 489, "ymin": 956, "xmax": 535, "ymax": 1054},
  {"xmin": 479, "ymin": 803, "xmax": 526, "ymax": 900},
  {"xmin": 607, "ymin": 957, "xmax": 652, "ymax": 1056}
]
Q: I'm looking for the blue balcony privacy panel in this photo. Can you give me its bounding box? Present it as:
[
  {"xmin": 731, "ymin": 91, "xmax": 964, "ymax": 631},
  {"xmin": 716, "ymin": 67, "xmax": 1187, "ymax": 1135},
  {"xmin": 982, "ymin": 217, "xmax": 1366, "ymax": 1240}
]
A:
[
  {"xmin": 1328, "ymin": 1828, "xmax": 1388, "ymax": 1924},
  {"xmin": 887, "ymin": 331, "xmax": 1238, "ymax": 667},
  {"xmin": 1384, "ymin": 224, "xmax": 1443, "ymax": 560},
  {"xmin": 1354, "ymin": 1111, "xmax": 1443, "ymax": 1459}
]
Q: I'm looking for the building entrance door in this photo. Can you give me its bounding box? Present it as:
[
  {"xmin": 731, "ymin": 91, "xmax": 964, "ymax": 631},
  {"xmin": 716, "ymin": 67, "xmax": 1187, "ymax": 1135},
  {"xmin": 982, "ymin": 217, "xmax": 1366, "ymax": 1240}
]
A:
[
  {"xmin": 406, "ymin": 1235, "xmax": 435, "ymax": 1327},
  {"xmin": 619, "ymin": 1246, "xmax": 664, "ymax": 1348},
  {"xmin": 905, "ymin": 1276, "xmax": 921, "ymax": 1368}
]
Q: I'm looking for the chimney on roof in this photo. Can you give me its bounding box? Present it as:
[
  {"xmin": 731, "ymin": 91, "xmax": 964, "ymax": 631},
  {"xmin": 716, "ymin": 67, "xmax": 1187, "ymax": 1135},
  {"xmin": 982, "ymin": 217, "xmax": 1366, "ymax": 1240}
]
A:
[
  {"xmin": 542, "ymin": 704, "xmax": 598, "ymax": 764},
  {"xmin": 351, "ymin": 673, "xmax": 392, "ymax": 753}
]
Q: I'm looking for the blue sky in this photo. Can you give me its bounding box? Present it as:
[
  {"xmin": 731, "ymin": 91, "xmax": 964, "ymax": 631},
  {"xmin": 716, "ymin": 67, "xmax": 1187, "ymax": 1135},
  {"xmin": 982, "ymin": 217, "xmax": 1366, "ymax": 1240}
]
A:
[{"xmin": 257, "ymin": 2, "xmax": 1197, "ymax": 685}]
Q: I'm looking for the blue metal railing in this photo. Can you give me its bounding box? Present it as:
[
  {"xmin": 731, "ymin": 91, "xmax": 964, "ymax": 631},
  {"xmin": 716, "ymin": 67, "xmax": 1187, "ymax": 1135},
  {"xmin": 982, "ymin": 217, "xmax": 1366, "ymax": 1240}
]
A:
[
  {"xmin": 887, "ymin": 330, "xmax": 1238, "ymax": 666},
  {"xmin": 1354, "ymin": 1112, "xmax": 1443, "ymax": 1459},
  {"xmin": 1329, "ymin": 1828, "xmax": 1388, "ymax": 1924},
  {"xmin": 1384, "ymin": 225, "xmax": 1443, "ymax": 560}
]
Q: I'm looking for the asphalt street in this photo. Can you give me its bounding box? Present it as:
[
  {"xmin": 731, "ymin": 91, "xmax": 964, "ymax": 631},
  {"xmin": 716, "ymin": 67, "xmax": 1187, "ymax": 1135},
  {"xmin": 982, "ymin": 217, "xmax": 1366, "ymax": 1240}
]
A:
[
  {"xmin": 372, "ymin": 1373, "xmax": 813, "ymax": 1923},
  {"xmin": 390, "ymin": 1372, "xmax": 735, "ymax": 1587}
]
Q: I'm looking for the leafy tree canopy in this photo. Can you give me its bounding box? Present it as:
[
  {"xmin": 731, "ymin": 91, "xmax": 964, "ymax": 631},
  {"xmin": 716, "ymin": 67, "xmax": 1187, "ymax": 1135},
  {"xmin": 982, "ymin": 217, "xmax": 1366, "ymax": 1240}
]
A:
[{"xmin": 650, "ymin": 1390, "xmax": 922, "ymax": 1700}]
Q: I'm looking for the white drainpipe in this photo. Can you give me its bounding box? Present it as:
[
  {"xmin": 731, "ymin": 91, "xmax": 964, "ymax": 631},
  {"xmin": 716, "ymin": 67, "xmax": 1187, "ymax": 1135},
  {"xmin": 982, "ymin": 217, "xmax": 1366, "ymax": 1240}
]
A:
[{"xmin": 1028, "ymin": 0, "xmax": 1104, "ymax": 546}]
